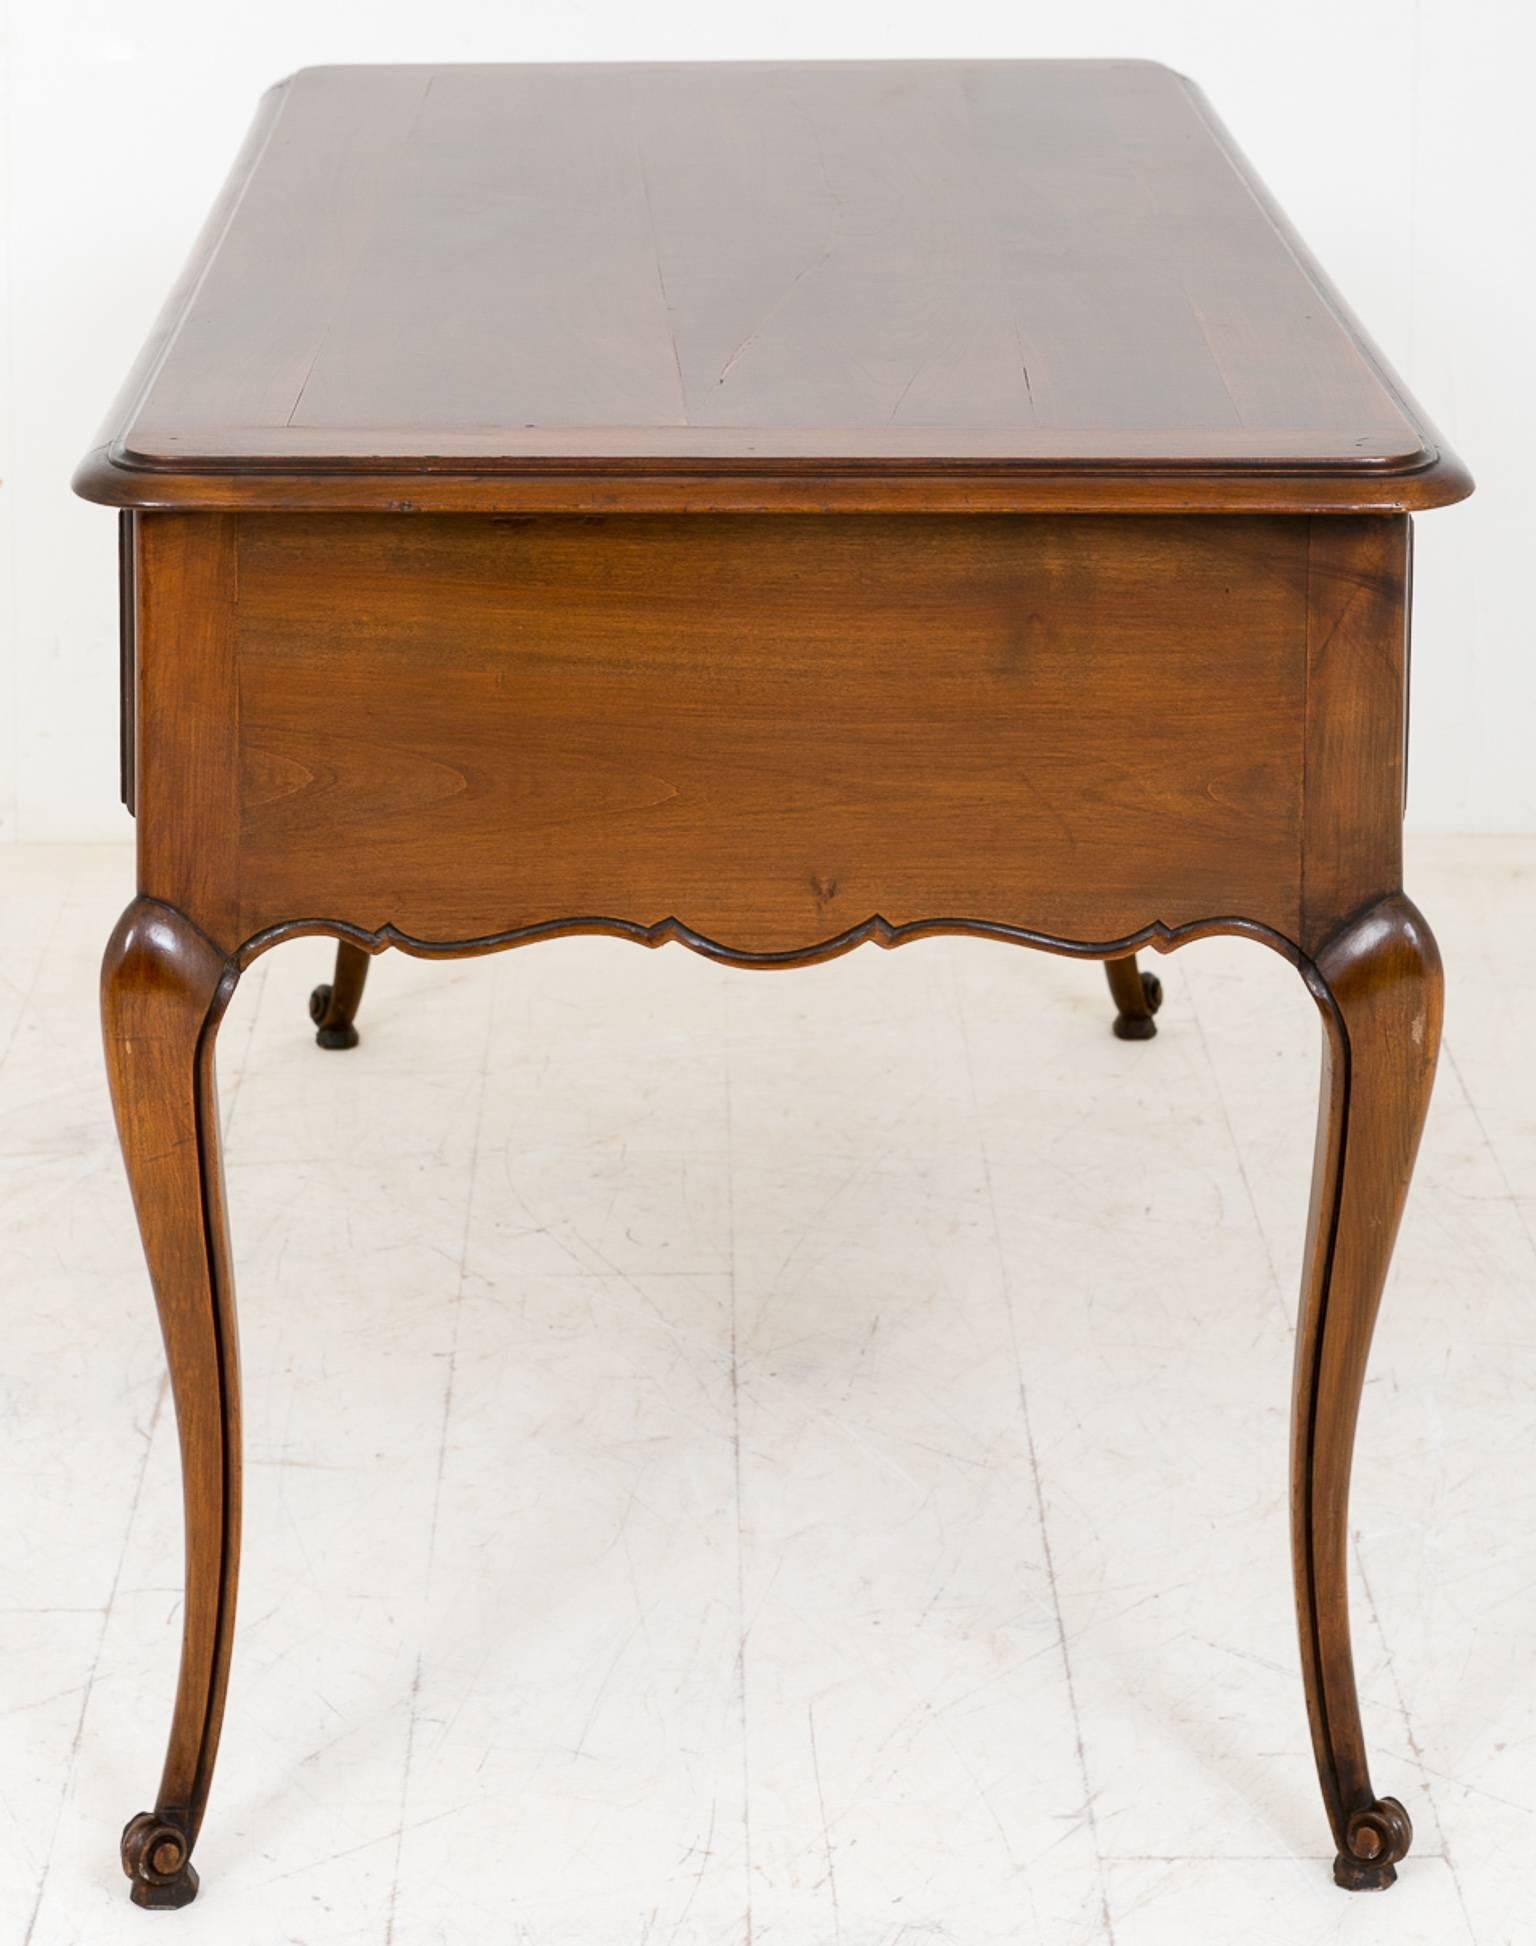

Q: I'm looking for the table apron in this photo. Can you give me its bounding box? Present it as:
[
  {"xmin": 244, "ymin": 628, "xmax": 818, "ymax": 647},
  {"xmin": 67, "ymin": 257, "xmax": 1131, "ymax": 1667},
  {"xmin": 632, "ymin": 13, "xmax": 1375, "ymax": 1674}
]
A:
[{"xmin": 126, "ymin": 510, "xmax": 1409, "ymax": 965}]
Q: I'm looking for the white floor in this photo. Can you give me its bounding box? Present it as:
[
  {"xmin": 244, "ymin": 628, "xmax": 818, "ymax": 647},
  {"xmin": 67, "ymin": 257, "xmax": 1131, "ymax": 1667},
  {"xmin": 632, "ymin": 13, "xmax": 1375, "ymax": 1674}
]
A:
[{"xmin": 1, "ymin": 838, "xmax": 1532, "ymax": 1946}]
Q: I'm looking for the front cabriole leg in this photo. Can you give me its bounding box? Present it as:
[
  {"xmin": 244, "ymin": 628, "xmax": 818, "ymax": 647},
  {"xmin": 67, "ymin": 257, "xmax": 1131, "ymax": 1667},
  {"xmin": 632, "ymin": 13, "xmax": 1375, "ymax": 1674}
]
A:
[
  {"xmin": 1292, "ymin": 893, "xmax": 1442, "ymax": 1889},
  {"xmin": 102, "ymin": 898, "xmax": 242, "ymax": 1908}
]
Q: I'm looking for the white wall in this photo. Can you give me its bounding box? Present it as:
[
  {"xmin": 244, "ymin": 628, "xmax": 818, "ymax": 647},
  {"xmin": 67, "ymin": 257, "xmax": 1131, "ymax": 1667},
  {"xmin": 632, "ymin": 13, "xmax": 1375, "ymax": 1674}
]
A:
[{"xmin": 2, "ymin": 1, "xmax": 1529, "ymax": 838}]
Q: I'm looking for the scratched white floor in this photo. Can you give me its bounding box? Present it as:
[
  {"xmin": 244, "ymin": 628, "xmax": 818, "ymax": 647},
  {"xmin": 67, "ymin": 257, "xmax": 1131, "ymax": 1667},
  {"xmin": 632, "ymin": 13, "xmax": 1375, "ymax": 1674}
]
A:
[{"xmin": 2, "ymin": 838, "xmax": 1533, "ymax": 1946}]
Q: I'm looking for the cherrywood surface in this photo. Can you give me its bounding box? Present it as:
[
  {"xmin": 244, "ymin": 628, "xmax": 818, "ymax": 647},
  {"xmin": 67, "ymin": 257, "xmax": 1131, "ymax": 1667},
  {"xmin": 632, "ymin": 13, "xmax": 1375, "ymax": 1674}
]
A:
[
  {"xmin": 1293, "ymin": 893, "xmax": 1443, "ymax": 1889},
  {"xmin": 122, "ymin": 510, "xmax": 1409, "ymax": 966},
  {"xmin": 226, "ymin": 512, "xmax": 1312, "ymax": 955},
  {"xmin": 1301, "ymin": 521, "xmax": 1412, "ymax": 942},
  {"xmin": 74, "ymin": 61, "xmax": 1469, "ymax": 515},
  {"xmin": 80, "ymin": 55, "xmax": 1469, "ymax": 1915},
  {"xmin": 100, "ymin": 899, "xmax": 241, "ymax": 1910}
]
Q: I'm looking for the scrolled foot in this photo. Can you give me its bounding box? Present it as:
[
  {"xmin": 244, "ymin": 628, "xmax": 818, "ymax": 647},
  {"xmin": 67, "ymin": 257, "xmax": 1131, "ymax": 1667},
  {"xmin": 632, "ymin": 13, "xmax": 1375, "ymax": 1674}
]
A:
[
  {"xmin": 1108, "ymin": 964, "xmax": 1163, "ymax": 1041},
  {"xmin": 309, "ymin": 983, "xmax": 360, "ymax": 1050},
  {"xmin": 121, "ymin": 1811, "xmax": 200, "ymax": 1908},
  {"xmin": 308, "ymin": 941, "xmax": 370, "ymax": 1050},
  {"xmin": 1332, "ymin": 1796, "xmax": 1412, "ymax": 1891}
]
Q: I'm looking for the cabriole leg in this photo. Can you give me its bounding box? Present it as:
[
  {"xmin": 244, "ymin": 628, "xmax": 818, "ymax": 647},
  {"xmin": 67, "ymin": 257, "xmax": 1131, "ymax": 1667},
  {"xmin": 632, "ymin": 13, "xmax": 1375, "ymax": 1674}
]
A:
[
  {"xmin": 102, "ymin": 898, "xmax": 242, "ymax": 1909},
  {"xmin": 1292, "ymin": 894, "xmax": 1442, "ymax": 1890}
]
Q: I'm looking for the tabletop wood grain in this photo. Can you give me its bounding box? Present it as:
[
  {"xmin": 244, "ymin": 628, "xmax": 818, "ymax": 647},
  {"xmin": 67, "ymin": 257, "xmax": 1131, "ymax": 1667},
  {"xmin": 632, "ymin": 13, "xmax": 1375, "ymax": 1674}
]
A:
[{"xmin": 75, "ymin": 60, "xmax": 1470, "ymax": 515}]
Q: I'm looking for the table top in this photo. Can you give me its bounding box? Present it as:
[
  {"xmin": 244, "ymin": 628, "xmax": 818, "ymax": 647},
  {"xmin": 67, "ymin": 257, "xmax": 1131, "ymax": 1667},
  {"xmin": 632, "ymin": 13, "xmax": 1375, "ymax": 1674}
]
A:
[{"xmin": 75, "ymin": 60, "xmax": 1469, "ymax": 515}]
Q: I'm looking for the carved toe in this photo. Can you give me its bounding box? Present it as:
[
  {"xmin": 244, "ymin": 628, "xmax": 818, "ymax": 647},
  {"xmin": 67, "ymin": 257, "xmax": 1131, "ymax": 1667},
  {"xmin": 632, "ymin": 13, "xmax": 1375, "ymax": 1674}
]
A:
[
  {"xmin": 121, "ymin": 1811, "xmax": 200, "ymax": 1908},
  {"xmin": 1109, "ymin": 965, "xmax": 1163, "ymax": 1039},
  {"xmin": 1333, "ymin": 1796, "xmax": 1412, "ymax": 1891},
  {"xmin": 309, "ymin": 982, "xmax": 361, "ymax": 1050}
]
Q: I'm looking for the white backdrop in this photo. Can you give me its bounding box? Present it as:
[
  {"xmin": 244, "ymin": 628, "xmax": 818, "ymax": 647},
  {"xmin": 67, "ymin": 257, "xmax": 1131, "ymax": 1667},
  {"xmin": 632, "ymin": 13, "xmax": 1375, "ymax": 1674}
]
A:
[{"xmin": 2, "ymin": 1, "xmax": 1528, "ymax": 838}]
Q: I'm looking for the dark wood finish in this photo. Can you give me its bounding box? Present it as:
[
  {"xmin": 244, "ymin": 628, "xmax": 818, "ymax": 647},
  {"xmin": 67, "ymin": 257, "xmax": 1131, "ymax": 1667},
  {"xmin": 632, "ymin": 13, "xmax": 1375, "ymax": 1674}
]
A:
[
  {"xmin": 79, "ymin": 59, "xmax": 1467, "ymax": 1912},
  {"xmin": 101, "ymin": 899, "xmax": 240, "ymax": 1909},
  {"xmin": 1294, "ymin": 894, "xmax": 1442, "ymax": 1889},
  {"xmin": 309, "ymin": 941, "xmax": 370, "ymax": 1049},
  {"xmin": 1105, "ymin": 955, "xmax": 1163, "ymax": 1040},
  {"xmin": 117, "ymin": 512, "xmax": 136, "ymax": 812},
  {"xmin": 74, "ymin": 62, "xmax": 1469, "ymax": 518}
]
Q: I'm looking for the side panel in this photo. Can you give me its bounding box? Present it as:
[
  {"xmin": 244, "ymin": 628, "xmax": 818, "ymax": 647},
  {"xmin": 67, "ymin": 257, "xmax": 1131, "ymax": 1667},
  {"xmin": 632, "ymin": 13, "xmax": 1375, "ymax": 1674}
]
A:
[{"xmin": 219, "ymin": 513, "xmax": 1312, "ymax": 954}]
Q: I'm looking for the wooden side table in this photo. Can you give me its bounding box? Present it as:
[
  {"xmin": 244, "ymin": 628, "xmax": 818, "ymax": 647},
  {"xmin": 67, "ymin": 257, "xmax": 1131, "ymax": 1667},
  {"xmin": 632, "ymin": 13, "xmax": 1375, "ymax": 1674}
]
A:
[{"xmin": 75, "ymin": 60, "xmax": 1471, "ymax": 1910}]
